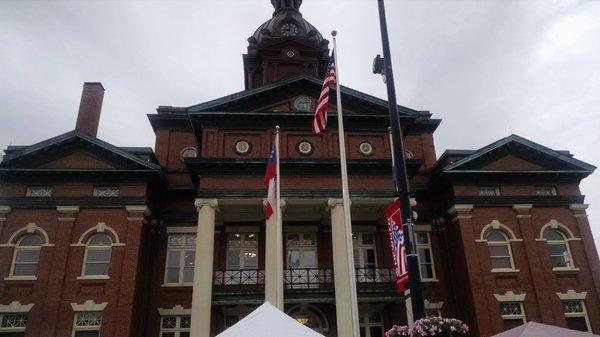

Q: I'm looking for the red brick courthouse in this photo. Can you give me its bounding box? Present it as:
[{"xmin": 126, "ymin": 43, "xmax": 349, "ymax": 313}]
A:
[{"xmin": 1, "ymin": 1, "xmax": 598, "ymax": 337}]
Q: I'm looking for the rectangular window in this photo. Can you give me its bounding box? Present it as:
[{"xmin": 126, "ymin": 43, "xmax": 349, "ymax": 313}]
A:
[
  {"xmin": 359, "ymin": 311, "xmax": 384, "ymax": 337},
  {"xmin": 563, "ymin": 300, "xmax": 591, "ymax": 332},
  {"xmin": 226, "ymin": 233, "xmax": 258, "ymax": 270},
  {"xmin": 285, "ymin": 232, "xmax": 318, "ymax": 288},
  {"xmin": 160, "ymin": 315, "xmax": 191, "ymax": 337},
  {"xmin": 535, "ymin": 186, "xmax": 557, "ymax": 196},
  {"xmin": 93, "ymin": 186, "xmax": 119, "ymax": 197},
  {"xmin": 25, "ymin": 186, "xmax": 52, "ymax": 197},
  {"xmin": 416, "ymin": 232, "xmax": 436, "ymax": 280},
  {"xmin": 478, "ymin": 186, "xmax": 501, "ymax": 196},
  {"xmin": 164, "ymin": 234, "xmax": 196, "ymax": 285},
  {"xmin": 499, "ymin": 302, "xmax": 525, "ymax": 331},
  {"xmin": 353, "ymin": 233, "xmax": 377, "ymax": 282},
  {"xmin": 73, "ymin": 312, "xmax": 102, "ymax": 337},
  {"xmin": 0, "ymin": 312, "xmax": 27, "ymax": 335}
]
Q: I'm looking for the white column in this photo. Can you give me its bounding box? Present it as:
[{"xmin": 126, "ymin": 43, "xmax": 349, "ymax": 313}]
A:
[
  {"xmin": 191, "ymin": 198, "xmax": 218, "ymax": 337},
  {"xmin": 328, "ymin": 198, "xmax": 360, "ymax": 337},
  {"xmin": 264, "ymin": 199, "xmax": 286, "ymax": 309}
]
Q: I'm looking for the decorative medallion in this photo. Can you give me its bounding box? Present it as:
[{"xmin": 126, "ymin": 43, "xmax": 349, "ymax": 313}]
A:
[
  {"xmin": 297, "ymin": 141, "xmax": 313, "ymax": 156},
  {"xmin": 234, "ymin": 140, "xmax": 251, "ymax": 155},
  {"xmin": 280, "ymin": 23, "xmax": 299, "ymax": 37},
  {"xmin": 293, "ymin": 96, "xmax": 313, "ymax": 112},
  {"xmin": 286, "ymin": 50, "xmax": 296, "ymax": 58},
  {"xmin": 180, "ymin": 147, "xmax": 197, "ymax": 158},
  {"xmin": 358, "ymin": 141, "xmax": 374, "ymax": 156}
]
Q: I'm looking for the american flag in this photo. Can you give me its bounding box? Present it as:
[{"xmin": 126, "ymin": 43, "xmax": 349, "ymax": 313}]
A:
[
  {"xmin": 312, "ymin": 50, "xmax": 336, "ymax": 134},
  {"xmin": 386, "ymin": 198, "xmax": 408, "ymax": 293}
]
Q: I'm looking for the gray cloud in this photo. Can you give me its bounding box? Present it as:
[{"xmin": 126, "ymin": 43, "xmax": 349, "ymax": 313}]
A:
[{"xmin": 1, "ymin": 0, "xmax": 598, "ymax": 250}]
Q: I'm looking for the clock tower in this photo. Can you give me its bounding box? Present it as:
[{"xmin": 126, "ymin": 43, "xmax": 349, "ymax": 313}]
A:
[{"xmin": 243, "ymin": 0, "xmax": 330, "ymax": 89}]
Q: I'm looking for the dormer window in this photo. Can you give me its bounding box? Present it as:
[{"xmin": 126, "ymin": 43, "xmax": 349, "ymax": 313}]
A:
[
  {"xmin": 25, "ymin": 186, "xmax": 52, "ymax": 197},
  {"xmin": 478, "ymin": 186, "xmax": 501, "ymax": 197},
  {"xmin": 535, "ymin": 186, "xmax": 557, "ymax": 196}
]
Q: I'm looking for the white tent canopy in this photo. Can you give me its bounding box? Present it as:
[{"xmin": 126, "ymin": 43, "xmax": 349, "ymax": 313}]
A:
[
  {"xmin": 216, "ymin": 302, "xmax": 325, "ymax": 337},
  {"xmin": 493, "ymin": 321, "xmax": 599, "ymax": 337}
]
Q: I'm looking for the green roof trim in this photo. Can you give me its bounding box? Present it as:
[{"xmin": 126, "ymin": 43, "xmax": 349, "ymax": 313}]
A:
[
  {"xmin": 443, "ymin": 134, "xmax": 596, "ymax": 172},
  {"xmin": 0, "ymin": 130, "xmax": 161, "ymax": 171},
  {"xmin": 186, "ymin": 75, "xmax": 422, "ymax": 116}
]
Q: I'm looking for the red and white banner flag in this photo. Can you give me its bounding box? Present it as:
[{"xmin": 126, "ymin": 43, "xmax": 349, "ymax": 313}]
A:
[
  {"xmin": 386, "ymin": 198, "xmax": 408, "ymax": 293},
  {"xmin": 264, "ymin": 145, "xmax": 277, "ymax": 220}
]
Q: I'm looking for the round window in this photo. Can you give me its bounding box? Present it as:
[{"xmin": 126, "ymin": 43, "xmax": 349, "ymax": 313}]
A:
[
  {"xmin": 286, "ymin": 50, "xmax": 296, "ymax": 58},
  {"xmin": 180, "ymin": 147, "xmax": 197, "ymax": 158},
  {"xmin": 235, "ymin": 140, "xmax": 251, "ymax": 155},
  {"xmin": 293, "ymin": 96, "xmax": 313, "ymax": 112},
  {"xmin": 358, "ymin": 141, "xmax": 374, "ymax": 156},
  {"xmin": 297, "ymin": 141, "xmax": 313, "ymax": 156}
]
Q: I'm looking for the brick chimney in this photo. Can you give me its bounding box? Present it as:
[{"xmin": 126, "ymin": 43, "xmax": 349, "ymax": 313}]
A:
[{"xmin": 75, "ymin": 82, "xmax": 104, "ymax": 137}]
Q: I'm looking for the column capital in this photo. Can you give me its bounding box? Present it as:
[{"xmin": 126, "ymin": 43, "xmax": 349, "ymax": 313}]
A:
[
  {"xmin": 262, "ymin": 198, "xmax": 287, "ymax": 211},
  {"xmin": 570, "ymin": 204, "xmax": 589, "ymax": 218},
  {"xmin": 57, "ymin": 206, "xmax": 79, "ymax": 222},
  {"xmin": 512, "ymin": 204, "xmax": 532, "ymax": 218},
  {"xmin": 0, "ymin": 206, "xmax": 11, "ymax": 215},
  {"xmin": 327, "ymin": 198, "xmax": 350, "ymax": 209},
  {"xmin": 195, "ymin": 198, "xmax": 219, "ymax": 210},
  {"xmin": 447, "ymin": 204, "xmax": 473, "ymax": 215},
  {"xmin": 125, "ymin": 205, "xmax": 150, "ymax": 215}
]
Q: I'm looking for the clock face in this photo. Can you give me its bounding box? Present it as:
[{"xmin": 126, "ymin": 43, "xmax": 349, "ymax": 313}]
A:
[{"xmin": 281, "ymin": 23, "xmax": 298, "ymax": 37}]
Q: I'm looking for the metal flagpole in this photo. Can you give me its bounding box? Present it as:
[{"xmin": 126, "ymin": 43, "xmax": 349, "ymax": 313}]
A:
[
  {"xmin": 332, "ymin": 31, "xmax": 360, "ymax": 337},
  {"xmin": 274, "ymin": 125, "xmax": 284, "ymax": 310},
  {"xmin": 376, "ymin": 0, "xmax": 426, "ymax": 319}
]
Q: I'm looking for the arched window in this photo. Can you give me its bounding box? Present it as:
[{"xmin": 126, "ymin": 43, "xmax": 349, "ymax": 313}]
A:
[
  {"xmin": 543, "ymin": 229, "xmax": 573, "ymax": 268},
  {"xmin": 11, "ymin": 234, "xmax": 42, "ymax": 277},
  {"xmin": 83, "ymin": 234, "xmax": 112, "ymax": 276},
  {"xmin": 486, "ymin": 230, "xmax": 515, "ymax": 270},
  {"xmin": 180, "ymin": 147, "xmax": 197, "ymax": 158}
]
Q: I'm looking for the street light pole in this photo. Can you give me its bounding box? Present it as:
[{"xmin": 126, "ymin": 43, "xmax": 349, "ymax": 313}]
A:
[{"xmin": 376, "ymin": 0, "xmax": 426, "ymax": 320}]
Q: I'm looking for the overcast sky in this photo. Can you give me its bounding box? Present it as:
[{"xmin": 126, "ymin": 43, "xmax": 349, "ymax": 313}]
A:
[{"xmin": 1, "ymin": 0, "xmax": 598, "ymax": 249}]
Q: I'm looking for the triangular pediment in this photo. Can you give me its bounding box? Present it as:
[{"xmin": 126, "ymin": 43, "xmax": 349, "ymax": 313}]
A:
[
  {"xmin": 187, "ymin": 75, "xmax": 422, "ymax": 117},
  {"xmin": 0, "ymin": 130, "xmax": 160, "ymax": 172},
  {"xmin": 444, "ymin": 134, "xmax": 595, "ymax": 173}
]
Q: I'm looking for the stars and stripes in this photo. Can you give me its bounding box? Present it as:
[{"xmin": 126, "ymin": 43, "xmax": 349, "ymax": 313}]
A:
[
  {"xmin": 312, "ymin": 50, "xmax": 336, "ymax": 134},
  {"xmin": 264, "ymin": 144, "xmax": 277, "ymax": 220}
]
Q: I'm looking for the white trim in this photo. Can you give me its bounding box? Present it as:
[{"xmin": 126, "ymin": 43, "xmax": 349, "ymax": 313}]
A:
[
  {"xmin": 70, "ymin": 300, "xmax": 108, "ymax": 312},
  {"xmin": 4, "ymin": 276, "xmax": 37, "ymax": 281},
  {"xmin": 491, "ymin": 268, "xmax": 520, "ymax": 273},
  {"xmin": 166, "ymin": 227, "xmax": 197, "ymax": 234},
  {"xmin": 479, "ymin": 220, "xmax": 519, "ymax": 241},
  {"xmin": 6, "ymin": 223, "xmax": 51, "ymax": 246},
  {"xmin": 77, "ymin": 275, "xmax": 110, "ymax": 280},
  {"xmin": 552, "ymin": 267, "xmax": 580, "ymax": 272},
  {"xmin": 494, "ymin": 290, "xmax": 526, "ymax": 302},
  {"xmin": 158, "ymin": 305, "xmax": 191, "ymax": 316},
  {"xmin": 557, "ymin": 289, "xmax": 587, "ymax": 300},
  {"xmin": 415, "ymin": 232, "xmax": 437, "ymax": 281},
  {"xmin": 447, "ymin": 204, "xmax": 473, "ymax": 215},
  {"xmin": 75, "ymin": 222, "xmax": 123, "ymax": 246},
  {"xmin": 538, "ymin": 219, "xmax": 577, "ymax": 240},
  {"xmin": 0, "ymin": 301, "xmax": 34, "ymax": 313}
]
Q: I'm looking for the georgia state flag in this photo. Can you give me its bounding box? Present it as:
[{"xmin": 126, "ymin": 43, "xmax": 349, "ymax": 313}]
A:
[{"xmin": 264, "ymin": 145, "xmax": 277, "ymax": 220}]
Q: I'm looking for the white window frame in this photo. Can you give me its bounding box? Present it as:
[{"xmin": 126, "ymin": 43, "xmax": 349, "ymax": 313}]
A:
[
  {"xmin": 352, "ymin": 232, "xmax": 377, "ymax": 268},
  {"xmin": 226, "ymin": 232, "xmax": 259, "ymax": 270},
  {"xmin": 485, "ymin": 230, "xmax": 517, "ymax": 272},
  {"xmin": 559, "ymin": 295, "xmax": 591, "ymax": 333},
  {"xmin": 164, "ymin": 234, "xmax": 196, "ymax": 286},
  {"xmin": 358, "ymin": 311, "xmax": 384, "ymax": 337},
  {"xmin": 159, "ymin": 315, "xmax": 191, "ymax": 337},
  {"xmin": 10, "ymin": 234, "xmax": 42, "ymax": 278},
  {"xmin": 0, "ymin": 312, "xmax": 28, "ymax": 334},
  {"xmin": 72, "ymin": 311, "xmax": 102, "ymax": 337},
  {"xmin": 415, "ymin": 232, "xmax": 436, "ymax": 281},
  {"xmin": 499, "ymin": 301, "xmax": 526, "ymax": 325},
  {"xmin": 82, "ymin": 234, "xmax": 112, "ymax": 278},
  {"xmin": 285, "ymin": 232, "xmax": 318, "ymax": 269},
  {"xmin": 25, "ymin": 186, "xmax": 52, "ymax": 197},
  {"xmin": 544, "ymin": 229, "xmax": 575, "ymax": 270}
]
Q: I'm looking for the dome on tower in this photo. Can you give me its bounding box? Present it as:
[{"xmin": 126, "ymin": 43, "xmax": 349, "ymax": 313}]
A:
[{"xmin": 248, "ymin": 0, "xmax": 327, "ymax": 47}]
